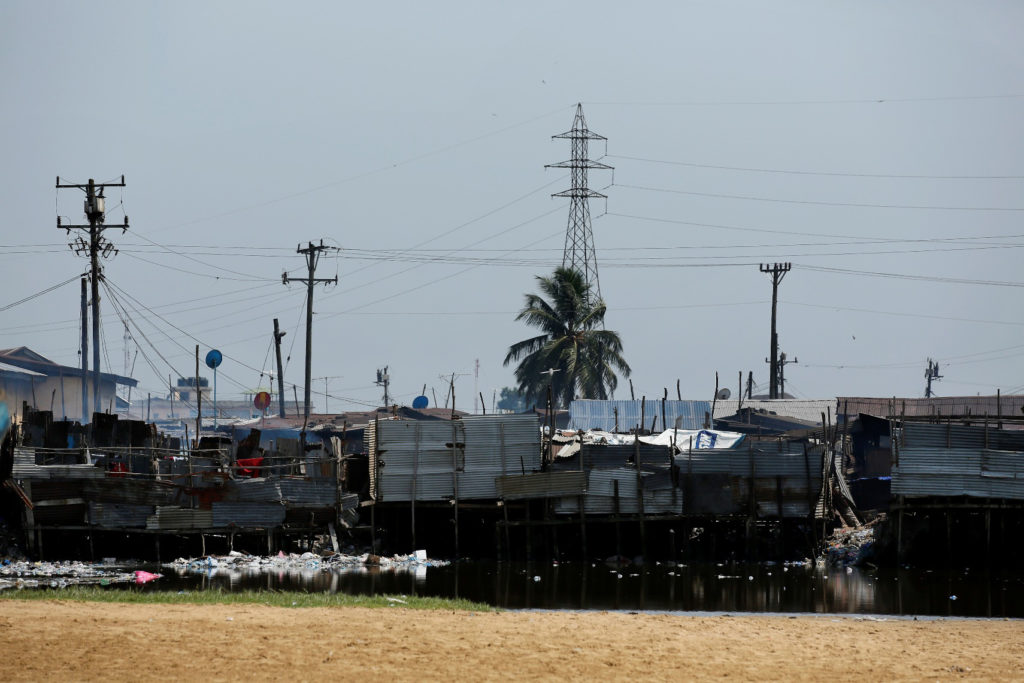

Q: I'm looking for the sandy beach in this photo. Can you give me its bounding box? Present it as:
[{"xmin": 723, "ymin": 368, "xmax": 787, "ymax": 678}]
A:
[{"xmin": 1, "ymin": 601, "xmax": 1021, "ymax": 681}]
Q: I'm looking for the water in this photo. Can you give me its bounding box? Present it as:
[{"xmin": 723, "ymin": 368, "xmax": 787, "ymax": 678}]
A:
[{"xmin": 133, "ymin": 560, "xmax": 1024, "ymax": 618}]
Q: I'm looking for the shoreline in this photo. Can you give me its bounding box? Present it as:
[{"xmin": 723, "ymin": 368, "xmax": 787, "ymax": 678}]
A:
[{"xmin": 2, "ymin": 599, "xmax": 1022, "ymax": 680}]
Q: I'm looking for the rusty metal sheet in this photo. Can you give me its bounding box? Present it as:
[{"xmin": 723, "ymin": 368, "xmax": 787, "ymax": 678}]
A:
[{"xmin": 497, "ymin": 471, "xmax": 587, "ymax": 500}]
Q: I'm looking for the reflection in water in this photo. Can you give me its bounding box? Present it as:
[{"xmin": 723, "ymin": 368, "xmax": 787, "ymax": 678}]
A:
[{"xmin": 148, "ymin": 560, "xmax": 1024, "ymax": 618}]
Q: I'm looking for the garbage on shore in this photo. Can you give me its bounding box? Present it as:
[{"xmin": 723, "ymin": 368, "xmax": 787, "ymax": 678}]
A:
[
  {"xmin": 0, "ymin": 559, "xmax": 137, "ymax": 590},
  {"xmin": 825, "ymin": 517, "xmax": 883, "ymax": 567},
  {"xmin": 167, "ymin": 549, "xmax": 449, "ymax": 577}
]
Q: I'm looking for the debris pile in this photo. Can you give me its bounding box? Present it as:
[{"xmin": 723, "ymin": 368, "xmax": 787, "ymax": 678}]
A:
[
  {"xmin": 167, "ymin": 549, "xmax": 448, "ymax": 576},
  {"xmin": 0, "ymin": 559, "xmax": 137, "ymax": 590},
  {"xmin": 825, "ymin": 518, "xmax": 882, "ymax": 567}
]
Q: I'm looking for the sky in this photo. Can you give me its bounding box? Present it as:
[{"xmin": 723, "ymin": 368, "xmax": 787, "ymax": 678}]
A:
[{"xmin": 2, "ymin": 0, "xmax": 1023, "ymax": 413}]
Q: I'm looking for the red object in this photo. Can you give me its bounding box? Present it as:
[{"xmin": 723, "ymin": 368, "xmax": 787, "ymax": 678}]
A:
[
  {"xmin": 109, "ymin": 462, "xmax": 129, "ymax": 478},
  {"xmin": 254, "ymin": 391, "xmax": 271, "ymax": 411},
  {"xmin": 134, "ymin": 570, "xmax": 161, "ymax": 584},
  {"xmin": 237, "ymin": 456, "xmax": 264, "ymax": 478}
]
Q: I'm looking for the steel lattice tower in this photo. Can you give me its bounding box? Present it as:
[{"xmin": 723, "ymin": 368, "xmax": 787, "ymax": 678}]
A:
[{"xmin": 547, "ymin": 103, "xmax": 612, "ymax": 300}]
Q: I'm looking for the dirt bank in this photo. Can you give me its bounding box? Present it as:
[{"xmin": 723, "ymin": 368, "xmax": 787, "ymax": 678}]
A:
[{"xmin": 1, "ymin": 601, "xmax": 1021, "ymax": 680}]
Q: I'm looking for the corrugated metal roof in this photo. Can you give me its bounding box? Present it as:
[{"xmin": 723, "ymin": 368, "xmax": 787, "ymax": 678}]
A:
[
  {"xmin": 839, "ymin": 395, "xmax": 1024, "ymax": 419},
  {"xmin": 712, "ymin": 399, "xmax": 835, "ymax": 425},
  {"xmin": 569, "ymin": 400, "xmax": 711, "ymax": 432},
  {"xmin": 902, "ymin": 423, "xmax": 1024, "ymax": 451}
]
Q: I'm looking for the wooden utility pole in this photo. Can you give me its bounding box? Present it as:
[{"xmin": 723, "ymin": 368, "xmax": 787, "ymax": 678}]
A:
[
  {"xmin": 195, "ymin": 345, "xmax": 201, "ymax": 447},
  {"xmin": 80, "ymin": 275, "xmax": 89, "ymax": 423},
  {"xmin": 924, "ymin": 358, "xmax": 943, "ymax": 398},
  {"xmin": 273, "ymin": 318, "xmax": 287, "ymax": 418},
  {"xmin": 282, "ymin": 240, "xmax": 338, "ymax": 421},
  {"xmin": 58, "ymin": 176, "xmax": 128, "ymax": 421},
  {"xmin": 759, "ymin": 262, "xmax": 791, "ymax": 399}
]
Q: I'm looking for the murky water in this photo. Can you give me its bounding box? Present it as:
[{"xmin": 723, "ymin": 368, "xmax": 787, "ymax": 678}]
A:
[{"xmin": 130, "ymin": 561, "xmax": 1024, "ymax": 618}]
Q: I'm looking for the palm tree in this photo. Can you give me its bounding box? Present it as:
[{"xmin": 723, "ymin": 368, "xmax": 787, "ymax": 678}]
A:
[{"xmin": 503, "ymin": 267, "xmax": 630, "ymax": 408}]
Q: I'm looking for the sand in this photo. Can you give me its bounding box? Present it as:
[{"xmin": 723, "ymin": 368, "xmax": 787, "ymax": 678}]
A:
[{"xmin": 1, "ymin": 601, "xmax": 1021, "ymax": 681}]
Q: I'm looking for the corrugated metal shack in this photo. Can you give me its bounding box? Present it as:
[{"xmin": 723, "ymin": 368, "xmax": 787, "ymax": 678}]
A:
[
  {"xmin": 890, "ymin": 420, "xmax": 1024, "ymax": 565},
  {"xmin": 4, "ymin": 407, "xmax": 354, "ymax": 559},
  {"xmin": 549, "ymin": 438, "xmax": 828, "ymax": 520}
]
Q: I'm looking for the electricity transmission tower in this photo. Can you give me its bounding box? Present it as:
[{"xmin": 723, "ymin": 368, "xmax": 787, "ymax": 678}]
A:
[
  {"xmin": 57, "ymin": 176, "xmax": 129, "ymax": 421},
  {"xmin": 546, "ymin": 103, "xmax": 612, "ymax": 300},
  {"xmin": 282, "ymin": 240, "xmax": 338, "ymax": 422},
  {"xmin": 760, "ymin": 262, "xmax": 792, "ymax": 399}
]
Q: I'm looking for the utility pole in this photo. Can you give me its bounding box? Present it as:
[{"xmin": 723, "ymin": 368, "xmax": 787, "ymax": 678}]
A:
[
  {"xmin": 376, "ymin": 367, "xmax": 390, "ymax": 408},
  {"xmin": 473, "ymin": 358, "xmax": 479, "ymax": 414},
  {"xmin": 777, "ymin": 351, "xmax": 798, "ymax": 399},
  {"xmin": 759, "ymin": 262, "xmax": 791, "ymax": 399},
  {"xmin": 80, "ymin": 275, "xmax": 89, "ymax": 423},
  {"xmin": 547, "ymin": 104, "xmax": 612, "ymax": 302},
  {"xmin": 746, "ymin": 371, "xmax": 754, "ymax": 400},
  {"xmin": 58, "ymin": 176, "xmax": 128, "ymax": 421},
  {"xmin": 282, "ymin": 240, "xmax": 338, "ymax": 422},
  {"xmin": 925, "ymin": 358, "xmax": 943, "ymax": 398},
  {"xmin": 273, "ymin": 318, "xmax": 287, "ymax": 418}
]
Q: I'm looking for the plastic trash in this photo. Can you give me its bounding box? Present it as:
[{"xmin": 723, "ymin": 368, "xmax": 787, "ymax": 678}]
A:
[
  {"xmin": 133, "ymin": 570, "xmax": 161, "ymax": 584},
  {"xmin": 414, "ymin": 549, "xmax": 427, "ymax": 562}
]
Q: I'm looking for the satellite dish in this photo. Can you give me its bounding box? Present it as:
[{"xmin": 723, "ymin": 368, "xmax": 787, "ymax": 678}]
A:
[
  {"xmin": 205, "ymin": 349, "xmax": 223, "ymax": 369},
  {"xmin": 412, "ymin": 395, "xmax": 429, "ymax": 409},
  {"xmin": 716, "ymin": 388, "xmax": 731, "ymax": 400}
]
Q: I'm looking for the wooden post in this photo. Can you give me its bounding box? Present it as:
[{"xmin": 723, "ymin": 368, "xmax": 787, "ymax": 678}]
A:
[
  {"xmin": 503, "ymin": 501, "xmax": 511, "ymax": 560},
  {"xmin": 412, "ymin": 423, "xmax": 419, "ymax": 549},
  {"xmin": 195, "ymin": 345, "xmax": 201, "ymax": 449},
  {"xmin": 613, "ymin": 479, "xmax": 621, "ymax": 560},
  {"xmin": 803, "ymin": 443, "xmax": 817, "ymax": 555},
  {"xmin": 710, "ymin": 372, "xmax": 719, "ymax": 428},
  {"xmin": 451, "ymin": 422, "xmax": 460, "ymax": 558},
  {"xmin": 634, "ymin": 419, "xmax": 647, "ymax": 561},
  {"xmin": 985, "ymin": 509, "xmax": 991, "ymax": 567},
  {"xmin": 946, "ymin": 511, "xmax": 952, "ymax": 568},
  {"xmin": 897, "ymin": 497, "xmax": 904, "ymax": 565},
  {"xmin": 524, "ymin": 502, "xmax": 532, "ymax": 560},
  {"xmin": 676, "ymin": 379, "xmax": 681, "ymax": 401}
]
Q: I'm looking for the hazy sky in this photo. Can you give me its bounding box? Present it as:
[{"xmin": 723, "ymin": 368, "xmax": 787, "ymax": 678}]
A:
[{"xmin": 2, "ymin": 1, "xmax": 1023, "ymax": 411}]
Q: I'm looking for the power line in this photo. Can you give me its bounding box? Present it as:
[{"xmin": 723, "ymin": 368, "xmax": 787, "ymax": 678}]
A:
[
  {"xmin": 797, "ymin": 264, "xmax": 1024, "ymax": 288},
  {"xmin": 119, "ymin": 250, "xmax": 278, "ymax": 282},
  {"xmin": 616, "ymin": 182, "xmax": 1024, "ymax": 211},
  {"xmin": 584, "ymin": 93, "xmax": 1024, "ymax": 106},
  {"xmin": 607, "ymin": 153, "xmax": 1024, "ymax": 180},
  {"xmin": 137, "ymin": 104, "xmax": 575, "ymax": 237},
  {"xmin": 781, "ymin": 299, "xmax": 1024, "ymax": 327},
  {"xmin": 0, "ymin": 275, "xmax": 80, "ymax": 312}
]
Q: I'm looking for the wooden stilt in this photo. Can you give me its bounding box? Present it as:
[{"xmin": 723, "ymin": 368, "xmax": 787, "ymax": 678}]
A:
[
  {"xmin": 985, "ymin": 509, "xmax": 991, "ymax": 567},
  {"xmin": 524, "ymin": 503, "xmax": 532, "ymax": 561},
  {"xmin": 503, "ymin": 501, "xmax": 511, "ymax": 561},
  {"xmin": 897, "ymin": 503, "xmax": 904, "ymax": 565}
]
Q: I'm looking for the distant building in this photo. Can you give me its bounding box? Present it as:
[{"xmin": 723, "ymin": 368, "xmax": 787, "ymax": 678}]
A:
[{"xmin": 0, "ymin": 346, "xmax": 137, "ymax": 423}]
